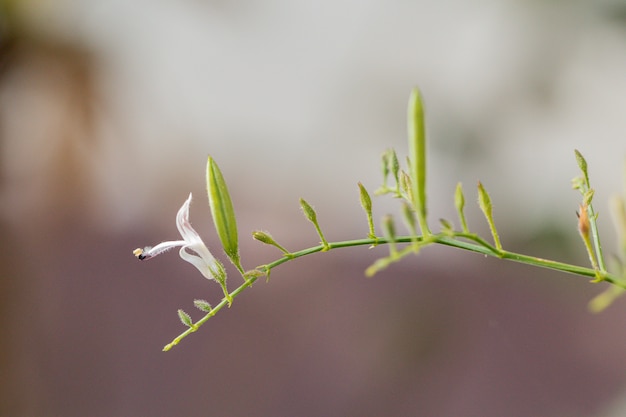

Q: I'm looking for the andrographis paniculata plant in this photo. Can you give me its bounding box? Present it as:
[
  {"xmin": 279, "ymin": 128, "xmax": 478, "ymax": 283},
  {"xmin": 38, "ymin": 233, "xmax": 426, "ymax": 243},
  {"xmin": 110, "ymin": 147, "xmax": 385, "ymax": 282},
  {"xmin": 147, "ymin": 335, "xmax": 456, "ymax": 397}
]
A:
[{"xmin": 133, "ymin": 88, "xmax": 626, "ymax": 351}]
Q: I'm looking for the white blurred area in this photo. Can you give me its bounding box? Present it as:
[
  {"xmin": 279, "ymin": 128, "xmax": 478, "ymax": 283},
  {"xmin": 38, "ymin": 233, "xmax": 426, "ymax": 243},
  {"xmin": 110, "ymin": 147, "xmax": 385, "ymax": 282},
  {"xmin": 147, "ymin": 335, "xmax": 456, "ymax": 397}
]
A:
[{"xmin": 2, "ymin": 0, "xmax": 626, "ymax": 241}]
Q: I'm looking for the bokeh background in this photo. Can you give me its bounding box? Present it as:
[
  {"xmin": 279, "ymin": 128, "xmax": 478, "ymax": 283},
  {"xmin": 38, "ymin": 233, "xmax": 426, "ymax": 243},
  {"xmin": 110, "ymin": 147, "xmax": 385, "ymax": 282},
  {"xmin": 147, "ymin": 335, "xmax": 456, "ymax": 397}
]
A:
[{"xmin": 2, "ymin": 1, "xmax": 626, "ymax": 416}]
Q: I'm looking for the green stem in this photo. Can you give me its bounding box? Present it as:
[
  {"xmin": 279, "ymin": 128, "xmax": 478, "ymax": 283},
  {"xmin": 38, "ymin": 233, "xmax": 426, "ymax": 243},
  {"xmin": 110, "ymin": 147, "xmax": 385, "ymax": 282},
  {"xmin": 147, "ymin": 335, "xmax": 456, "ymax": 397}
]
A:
[
  {"xmin": 163, "ymin": 232, "xmax": 623, "ymax": 351},
  {"xmin": 163, "ymin": 275, "xmax": 258, "ymax": 351}
]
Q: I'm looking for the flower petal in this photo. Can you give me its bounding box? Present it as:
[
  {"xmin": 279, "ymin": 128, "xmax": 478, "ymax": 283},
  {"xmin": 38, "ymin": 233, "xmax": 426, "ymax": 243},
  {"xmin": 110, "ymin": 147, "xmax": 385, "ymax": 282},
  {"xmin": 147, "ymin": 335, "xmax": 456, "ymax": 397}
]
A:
[
  {"xmin": 179, "ymin": 246, "xmax": 217, "ymax": 281},
  {"xmin": 176, "ymin": 193, "xmax": 204, "ymax": 245}
]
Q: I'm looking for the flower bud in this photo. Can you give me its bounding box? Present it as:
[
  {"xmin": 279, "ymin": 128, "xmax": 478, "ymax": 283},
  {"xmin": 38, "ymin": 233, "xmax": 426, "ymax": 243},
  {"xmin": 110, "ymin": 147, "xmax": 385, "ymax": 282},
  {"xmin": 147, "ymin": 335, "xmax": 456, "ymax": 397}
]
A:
[
  {"xmin": 454, "ymin": 182, "xmax": 465, "ymax": 213},
  {"xmin": 358, "ymin": 182, "xmax": 372, "ymax": 213},
  {"xmin": 477, "ymin": 181, "xmax": 492, "ymax": 217},
  {"xmin": 300, "ymin": 198, "xmax": 317, "ymax": 223},
  {"xmin": 252, "ymin": 231, "xmax": 291, "ymax": 255}
]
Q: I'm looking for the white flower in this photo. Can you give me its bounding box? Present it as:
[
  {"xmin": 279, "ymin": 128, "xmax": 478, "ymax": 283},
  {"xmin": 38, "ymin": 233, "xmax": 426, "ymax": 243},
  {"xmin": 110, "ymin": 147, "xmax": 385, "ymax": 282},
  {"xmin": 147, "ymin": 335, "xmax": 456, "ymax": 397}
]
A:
[{"xmin": 133, "ymin": 193, "xmax": 226, "ymax": 283}]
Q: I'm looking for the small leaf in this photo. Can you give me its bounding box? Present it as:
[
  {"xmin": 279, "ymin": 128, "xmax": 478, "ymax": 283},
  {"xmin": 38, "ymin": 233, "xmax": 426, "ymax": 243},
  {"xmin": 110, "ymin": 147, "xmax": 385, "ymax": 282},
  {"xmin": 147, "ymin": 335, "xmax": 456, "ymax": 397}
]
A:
[
  {"xmin": 402, "ymin": 202, "xmax": 417, "ymax": 235},
  {"xmin": 382, "ymin": 214, "xmax": 396, "ymax": 240},
  {"xmin": 439, "ymin": 218, "xmax": 454, "ymax": 232},
  {"xmin": 589, "ymin": 285, "xmax": 625, "ymax": 313},
  {"xmin": 609, "ymin": 195, "xmax": 626, "ymax": 256},
  {"xmin": 243, "ymin": 268, "xmax": 268, "ymax": 282},
  {"xmin": 382, "ymin": 214, "xmax": 398, "ymax": 258},
  {"xmin": 583, "ymin": 189, "xmax": 595, "ymax": 206},
  {"xmin": 399, "ymin": 171, "xmax": 412, "ymax": 201},
  {"xmin": 206, "ymin": 156, "xmax": 243, "ymax": 273},
  {"xmin": 365, "ymin": 257, "xmax": 392, "ymax": 277},
  {"xmin": 389, "ymin": 149, "xmax": 400, "ymax": 190},
  {"xmin": 193, "ymin": 299, "xmax": 212, "ymax": 312},
  {"xmin": 402, "ymin": 202, "xmax": 420, "ymax": 253},
  {"xmin": 178, "ymin": 309, "xmax": 193, "ymax": 327},
  {"xmin": 380, "ymin": 150, "xmax": 390, "ymax": 187},
  {"xmin": 571, "ymin": 176, "xmax": 584, "ymax": 191}
]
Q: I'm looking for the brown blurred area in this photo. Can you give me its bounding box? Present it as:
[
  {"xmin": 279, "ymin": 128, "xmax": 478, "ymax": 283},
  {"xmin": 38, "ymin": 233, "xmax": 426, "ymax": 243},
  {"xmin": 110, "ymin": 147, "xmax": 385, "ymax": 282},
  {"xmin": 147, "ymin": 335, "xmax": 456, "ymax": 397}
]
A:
[{"xmin": 3, "ymin": 2, "xmax": 626, "ymax": 417}]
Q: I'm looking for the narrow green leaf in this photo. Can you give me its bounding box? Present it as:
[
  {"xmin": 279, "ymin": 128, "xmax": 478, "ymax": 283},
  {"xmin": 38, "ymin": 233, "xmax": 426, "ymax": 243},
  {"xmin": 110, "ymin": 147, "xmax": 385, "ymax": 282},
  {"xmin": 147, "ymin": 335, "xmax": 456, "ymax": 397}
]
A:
[{"xmin": 206, "ymin": 156, "xmax": 243, "ymax": 273}]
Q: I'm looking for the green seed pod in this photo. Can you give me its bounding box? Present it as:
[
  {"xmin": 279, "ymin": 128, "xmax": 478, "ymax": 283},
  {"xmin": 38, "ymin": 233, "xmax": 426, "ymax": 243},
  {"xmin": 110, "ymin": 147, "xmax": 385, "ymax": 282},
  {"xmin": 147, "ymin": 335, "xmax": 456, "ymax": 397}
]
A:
[
  {"xmin": 407, "ymin": 87, "xmax": 430, "ymax": 235},
  {"xmin": 206, "ymin": 156, "xmax": 242, "ymax": 273}
]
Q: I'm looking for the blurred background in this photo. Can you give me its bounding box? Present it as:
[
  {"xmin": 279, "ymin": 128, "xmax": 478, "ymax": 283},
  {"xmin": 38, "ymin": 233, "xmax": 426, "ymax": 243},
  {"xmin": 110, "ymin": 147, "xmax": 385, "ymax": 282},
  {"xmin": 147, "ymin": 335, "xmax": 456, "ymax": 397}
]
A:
[{"xmin": 2, "ymin": 0, "xmax": 626, "ymax": 416}]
